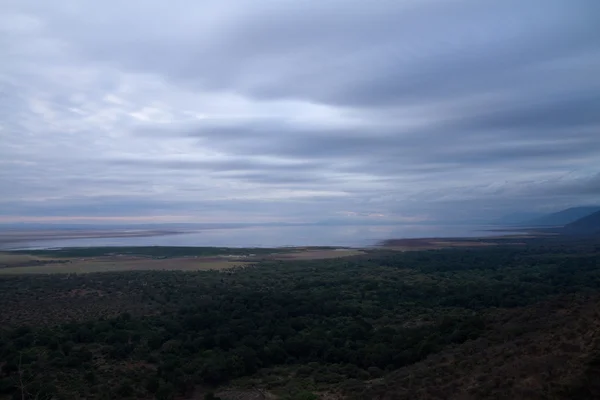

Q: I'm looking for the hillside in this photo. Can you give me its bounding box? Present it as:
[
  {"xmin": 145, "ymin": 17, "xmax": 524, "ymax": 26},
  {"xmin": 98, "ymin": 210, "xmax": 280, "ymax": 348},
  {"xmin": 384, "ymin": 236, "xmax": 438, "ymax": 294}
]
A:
[
  {"xmin": 366, "ymin": 294, "xmax": 600, "ymax": 400},
  {"xmin": 562, "ymin": 210, "xmax": 600, "ymax": 235},
  {"xmin": 493, "ymin": 212, "xmax": 544, "ymax": 225},
  {"xmin": 524, "ymin": 206, "xmax": 600, "ymax": 227}
]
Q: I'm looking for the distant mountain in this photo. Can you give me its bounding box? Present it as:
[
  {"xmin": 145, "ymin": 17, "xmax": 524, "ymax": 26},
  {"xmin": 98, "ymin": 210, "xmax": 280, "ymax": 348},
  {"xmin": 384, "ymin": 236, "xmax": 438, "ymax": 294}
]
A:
[
  {"xmin": 523, "ymin": 206, "xmax": 600, "ymax": 227},
  {"xmin": 493, "ymin": 212, "xmax": 545, "ymax": 225},
  {"xmin": 561, "ymin": 210, "xmax": 600, "ymax": 235}
]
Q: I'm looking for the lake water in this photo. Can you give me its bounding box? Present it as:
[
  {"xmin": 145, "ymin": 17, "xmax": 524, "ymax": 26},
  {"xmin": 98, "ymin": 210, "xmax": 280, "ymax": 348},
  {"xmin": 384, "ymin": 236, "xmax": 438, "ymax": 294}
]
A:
[{"xmin": 3, "ymin": 224, "xmax": 502, "ymax": 250}]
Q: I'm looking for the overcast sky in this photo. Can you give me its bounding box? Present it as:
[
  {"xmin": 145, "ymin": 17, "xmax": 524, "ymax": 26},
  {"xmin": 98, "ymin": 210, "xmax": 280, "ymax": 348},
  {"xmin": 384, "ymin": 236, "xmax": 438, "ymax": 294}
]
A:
[{"xmin": 1, "ymin": 0, "xmax": 599, "ymax": 225}]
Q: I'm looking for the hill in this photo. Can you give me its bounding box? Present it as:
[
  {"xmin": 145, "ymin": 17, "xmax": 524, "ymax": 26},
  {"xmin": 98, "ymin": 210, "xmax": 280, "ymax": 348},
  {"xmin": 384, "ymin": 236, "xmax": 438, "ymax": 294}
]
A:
[
  {"xmin": 562, "ymin": 210, "xmax": 600, "ymax": 235},
  {"xmin": 524, "ymin": 206, "xmax": 600, "ymax": 227},
  {"xmin": 367, "ymin": 294, "xmax": 600, "ymax": 400},
  {"xmin": 493, "ymin": 212, "xmax": 544, "ymax": 225}
]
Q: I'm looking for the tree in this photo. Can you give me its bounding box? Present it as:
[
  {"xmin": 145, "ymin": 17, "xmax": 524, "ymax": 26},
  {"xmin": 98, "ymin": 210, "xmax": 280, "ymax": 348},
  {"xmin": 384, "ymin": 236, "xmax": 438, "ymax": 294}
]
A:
[
  {"xmin": 204, "ymin": 392, "xmax": 222, "ymax": 400},
  {"xmin": 155, "ymin": 382, "xmax": 175, "ymax": 400}
]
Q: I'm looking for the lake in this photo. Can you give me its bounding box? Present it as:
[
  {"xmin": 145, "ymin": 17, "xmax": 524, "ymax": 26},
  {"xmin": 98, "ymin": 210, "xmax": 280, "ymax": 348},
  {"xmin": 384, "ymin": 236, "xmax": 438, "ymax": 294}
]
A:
[{"xmin": 1, "ymin": 224, "xmax": 503, "ymax": 250}]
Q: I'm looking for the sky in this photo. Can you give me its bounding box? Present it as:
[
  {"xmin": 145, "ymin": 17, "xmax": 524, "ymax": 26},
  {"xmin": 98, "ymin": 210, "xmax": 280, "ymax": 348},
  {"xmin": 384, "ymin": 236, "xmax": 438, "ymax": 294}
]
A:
[{"xmin": 1, "ymin": 0, "xmax": 599, "ymax": 226}]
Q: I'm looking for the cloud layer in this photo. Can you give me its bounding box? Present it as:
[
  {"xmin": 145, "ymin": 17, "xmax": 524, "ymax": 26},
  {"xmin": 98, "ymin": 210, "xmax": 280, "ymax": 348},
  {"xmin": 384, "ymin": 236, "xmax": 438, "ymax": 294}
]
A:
[{"xmin": 1, "ymin": 0, "xmax": 599, "ymax": 224}]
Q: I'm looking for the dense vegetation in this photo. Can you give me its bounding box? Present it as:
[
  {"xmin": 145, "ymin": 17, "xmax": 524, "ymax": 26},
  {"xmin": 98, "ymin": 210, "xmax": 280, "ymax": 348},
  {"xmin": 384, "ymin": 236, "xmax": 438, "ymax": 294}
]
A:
[{"xmin": 1, "ymin": 241, "xmax": 599, "ymax": 399}]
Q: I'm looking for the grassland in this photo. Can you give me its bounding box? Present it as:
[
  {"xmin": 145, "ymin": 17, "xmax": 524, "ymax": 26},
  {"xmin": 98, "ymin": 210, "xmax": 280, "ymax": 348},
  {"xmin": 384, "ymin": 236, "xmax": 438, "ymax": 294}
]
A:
[
  {"xmin": 0, "ymin": 247, "xmax": 363, "ymax": 274},
  {"xmin": 0, "ymin": 258, "xmax": 250, "ymax": 274},
  {"xmin": 0, "ymin": 253, "xmax": 58, "ymax": 265}
]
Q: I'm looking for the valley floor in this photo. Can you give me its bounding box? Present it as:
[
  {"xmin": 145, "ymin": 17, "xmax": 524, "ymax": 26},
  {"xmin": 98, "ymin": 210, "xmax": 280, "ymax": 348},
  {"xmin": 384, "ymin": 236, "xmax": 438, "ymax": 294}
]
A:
[{"xmin": 0, "ymin": 238, "xmax": 599, "ymax": 399}]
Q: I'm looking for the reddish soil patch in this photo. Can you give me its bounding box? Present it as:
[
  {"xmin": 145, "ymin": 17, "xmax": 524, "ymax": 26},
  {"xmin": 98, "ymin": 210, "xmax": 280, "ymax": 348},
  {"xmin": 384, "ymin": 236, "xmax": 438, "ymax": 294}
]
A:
[
  {"xmin": 380, "ymin": 238, "xmax": 496, "ymax": 251},
  {"xmin": 272, "ymin": 249, "xmax": 364, "ymax": 260}
]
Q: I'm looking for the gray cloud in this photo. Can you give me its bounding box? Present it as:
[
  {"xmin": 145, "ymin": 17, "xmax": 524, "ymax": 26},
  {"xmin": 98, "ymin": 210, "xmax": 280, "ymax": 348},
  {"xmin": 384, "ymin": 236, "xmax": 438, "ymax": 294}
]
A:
[
  {"xmin": 112, "ymin": 157, "xmax": 326, "ymax": 174},
  {"xmin": 1, "ymin": 0, "xmax": 599, "ymax": 226},
  {"xmin": 23, "ymin": 0, "xmax": 598, "ymax": 108},
  {"xmin": 455, "ymin": 92, "xmax": 600, "ymax": 131}
]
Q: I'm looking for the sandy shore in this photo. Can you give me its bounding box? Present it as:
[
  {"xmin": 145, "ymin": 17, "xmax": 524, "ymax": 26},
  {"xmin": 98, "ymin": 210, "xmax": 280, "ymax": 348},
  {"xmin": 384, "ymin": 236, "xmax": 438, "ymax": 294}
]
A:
[
  {"xmin": 377, "ymin": 236, "xmax": 534, "ymax": 250},
  {"xmin": 0, "ymin": 229, "xmax": 184, "ymax": 247}
]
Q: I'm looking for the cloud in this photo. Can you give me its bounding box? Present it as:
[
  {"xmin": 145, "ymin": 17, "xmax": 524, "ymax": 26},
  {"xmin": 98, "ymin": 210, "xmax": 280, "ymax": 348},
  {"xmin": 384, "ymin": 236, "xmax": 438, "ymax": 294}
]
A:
[{"xmin": 0, "ymin": 0, "xmax": 599, "ymax": 227}]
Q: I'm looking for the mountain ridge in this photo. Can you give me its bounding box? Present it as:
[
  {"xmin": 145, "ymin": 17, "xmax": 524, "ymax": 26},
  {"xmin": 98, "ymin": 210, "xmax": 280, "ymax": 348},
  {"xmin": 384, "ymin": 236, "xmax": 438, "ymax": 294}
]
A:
[
  {"xmin": 522, "ymin": 206, "xmax": 600, "ymax": 227},
  {"xmin": 562, "ymin": 210, "xmax": 600, "ymax": 235}
]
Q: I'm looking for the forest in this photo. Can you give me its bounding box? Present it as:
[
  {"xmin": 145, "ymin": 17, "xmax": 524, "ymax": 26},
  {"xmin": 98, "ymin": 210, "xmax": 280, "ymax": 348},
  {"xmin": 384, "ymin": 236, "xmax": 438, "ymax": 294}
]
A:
[{"xmin": 1, "ymin": 239, "xmax": 599, "ymax": 399}]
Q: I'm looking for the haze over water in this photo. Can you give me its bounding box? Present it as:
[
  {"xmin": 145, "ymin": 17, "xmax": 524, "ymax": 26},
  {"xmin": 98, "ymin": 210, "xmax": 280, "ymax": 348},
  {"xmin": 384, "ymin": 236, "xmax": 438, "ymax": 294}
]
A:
[{"xmin": 3, "ymin": 224, "xmax": 504, "ymax": 250}]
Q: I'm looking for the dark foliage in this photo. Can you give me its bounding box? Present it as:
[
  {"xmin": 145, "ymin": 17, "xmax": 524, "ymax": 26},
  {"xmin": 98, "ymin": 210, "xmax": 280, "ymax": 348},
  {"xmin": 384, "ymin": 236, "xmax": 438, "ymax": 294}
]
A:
[{"xmin": 0, "ymin": 242, "xmax": 599, "ymax": 399}]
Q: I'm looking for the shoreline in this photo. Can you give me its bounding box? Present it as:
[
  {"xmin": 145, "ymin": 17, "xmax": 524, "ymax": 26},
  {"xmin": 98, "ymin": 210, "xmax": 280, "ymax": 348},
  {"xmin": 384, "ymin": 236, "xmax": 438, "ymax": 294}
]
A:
[
  {"xmin": 0, "ymin": 229, "xmax": 186, "ymax": 248},
  {"xmin": 375, "ymin": 233, "xmax": 549, "ymax": 250},
  {"xmin": 0, "ymin": 226, "xmax": 545, "ymax": 252}
]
